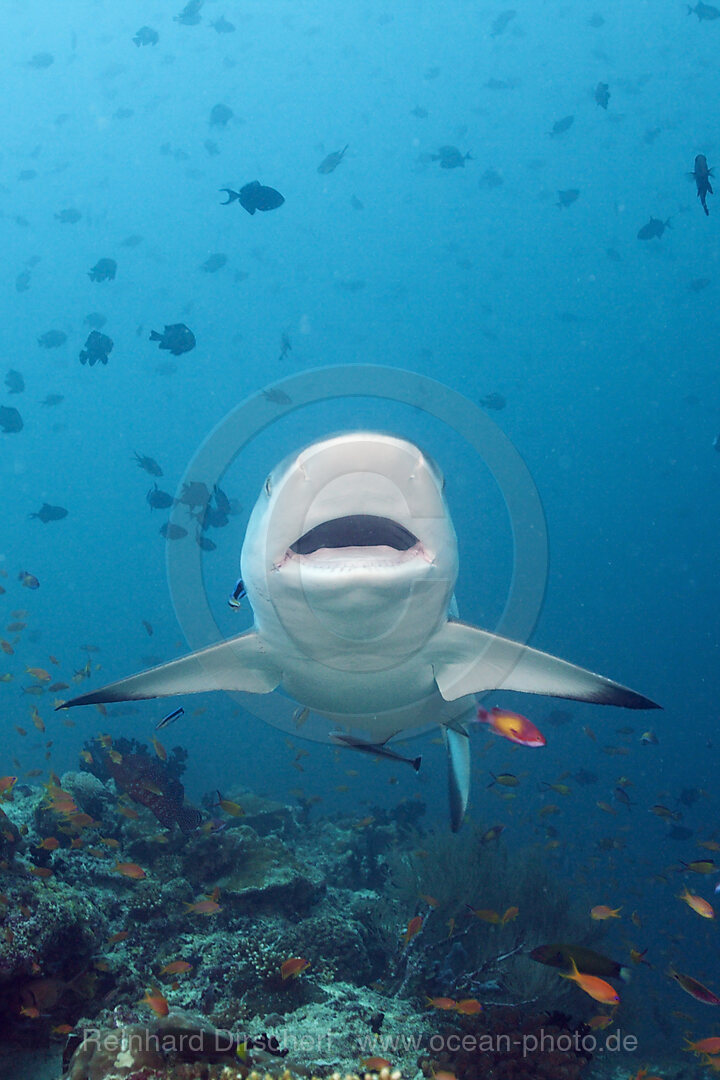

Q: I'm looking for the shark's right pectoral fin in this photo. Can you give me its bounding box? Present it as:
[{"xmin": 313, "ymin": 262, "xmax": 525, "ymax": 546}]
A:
[
  {"xmin": 432, "ymin": 621, "xmax": 659, "ymax": 710},
  {"xmin": 58, "ymin": 632, "xmax": 281, "ymax": 709}
]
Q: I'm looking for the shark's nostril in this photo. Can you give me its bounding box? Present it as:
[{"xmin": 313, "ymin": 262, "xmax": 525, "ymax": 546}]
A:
[{"xmin": 289, "ymin": 515, "xmax": 418, "ymax": 555}]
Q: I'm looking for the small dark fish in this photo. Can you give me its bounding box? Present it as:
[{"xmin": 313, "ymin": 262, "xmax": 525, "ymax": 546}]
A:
[
  {"xmin": 55, "ymin": 208, "xmax": 82, "ymax": 224},
  {"xmin": 410, "ymin": 106, "xmax": 428, "ymax": 118},
  {"xmin": 680, "ymin": 786, "xmax": 702, "ymax": 806},
  {"xmin": 37, "ymin": 330, "xmax": 67, "ymax": 349},
  {"xmin": 149, "ymin": 324, "xmax": 196, "ymax": 356},
  {"xmin": 479, "ymin": 392, "xmax": 506, "ymax": 410},
  {"xmin": 221, "ymin": 181, "xmax": 285, "ymax": 215},
  {"xmin": 331, "ymin": 731, "xmax": 421, "ymax": 771},
  {"xmin": 142, "ymin": 620, "xmax": 153, "ymax": 636},
  {"xmin": 79, "ymin": 331, "xmax": 113, "ymax": 367},
  {"xmin": 689, "ymin": 278, "xmax": 711, "ymax": 292},
  {"xmin": 211, "ymin": 16, "xmax": 235, "ymax": 33},
  {"xmin": 688, "ymin": 2, "xmax": 720, "ymax": 19},
  {"xmin": 180, "ymin": 481, "xmax": 209, "ymax": 510},
  {"xmin": 351, "ymin": 195, "xmax": 364, "ymax": 210},
  {"xmin": 556, "ymin": 188, "xmax": 580, "ymax": 208},
  {"xmin": 196, "ymin": 533, "xmax": 217, "ymax": 551},
  {"xmin": 174, "ymin": 0, "xmax": 203, "ymax": 25},
  {"xmin": 84, "ymin": 312, "xmax": 107, "ymax": 329},
  {"xmin": 637, "ymin": 217, "xmax": 671, "ymax": 240},
  {"xmin": 135, "ymin": 453, "xmax": 163, "ymax": 477},
  {"xmin": 18, "ymin": 571, "xmax": 40, "ymax": 590},
  {"xmin": 317, "ymin": 145, "xmax": 348, "ymax": 174},
  {"xmin": 147, "ymin": 484, "xmax": 173, "ymax": 509},
  {"xmin": 41, "ymin": 394, "xmax": 64, "ymax": 407},
  {"xmin": 571, "ymin": 768, "xmax": 598, "ymax": 786},
  {"xmin": 431, "ymin": 145, "xmax": 471, "ymax": 169},
  {"xmin": 27, "ymin": 52, "xmax": 54, "ymax": 69},
  {"xmin": 30, "ymin": 503, "xmax": 68, "ymax": 522},
  {"xmin": 5, "ymin": 370, "xmax": 24, "ymax": 394},
  {"xmin": 263, "ymin": 387, "xmax": 292, "ymax": 405},
  {"xmin": 668, "ymin": 825, "xmax": 694, "ymax": 841},
  {"xmin": 157, "ymin": 706, "xmax": 184, "ymax": 730},
  {"xmin": 594, "ymin": 82, "xmax": 610, "ymax": 109},
  {"xmin": 160, "ymin": 523, "xmax": 188, "ymax": 540},
  {"xmin": 479, "ymin": 168, "xmax": 503, "ymax": 189},
  {"xmin": 114, "ymin": 108, "xmax": 134, "ymax": 120},
  {"xmin": 204, "ymin": 139, "xmax": 220, "ymax": 156},
  {"xmin": 15, "ymin": 271, "xmax": 31, "ymax": 292},
  {"xmin": 588, "ymin": 12, "xmax": 605, "ymax": 26},
  {"xmin": 201, "ymin": 253, "xmax": 227, "ymax": 273},
  {"xmin": 336, "ymin": 279, "xmax": 366, "ymax": 292},
  {"xmin": 692, "ymin": 154, "xmax": 714, "ymax": 216},
  {"xmin": 278, "ymin": 332, "xmax": 292, "ymax": 361},
  {"xmin": 549, "ymin": 115, "xmax": 574, "ymax": 136},
  {"xmin": 213, "ymin": 485, "xmax": 232, "ymax": 516},
  {"xmin": 228, "ymin": 578, "xmax": 246, "ymax": 609},
  {"xmin": 198, "ymin": 504, "xmax": 228, "ymax": 529},
  {"xmin": 120, "ymin": 235, "xmax": 143, "ymax": 248},
  {"xmin": 0, "ymin": 407, "xmax": 23, "ymax": 434},
  {"xmin": 88, "ymin": 258, "xmax": 117, "ymax": 282},
  {"xmin": 530, "ymin": 944, "xmax": 629, "ymax": 981},
  {"xmin": 491, "ymin": 9, "xmax": 516, "ymax": 35},
  {"xmin": 209, "ymin": 103, "xmax": 233, "ymax": 127},
  {"xmin": 133, "ymin": 26, "xmax": 159, "ymax": 46}
]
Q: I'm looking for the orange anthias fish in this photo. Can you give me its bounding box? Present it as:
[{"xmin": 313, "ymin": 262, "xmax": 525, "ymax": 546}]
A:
[
  {"xmin": 403, "ymin": 915, "xmax": 423, "ymax": 944},
  {"xmin": 686, "ymin": 1037, "xmax": 720, "ymax": 1055},
  {"xmin": 0, "ymin": 777, "xmax": 18, "ymax": 796},
  {"xmin": 427, "ymin": 997, "xmax": 457, "ymax": 1010},
  {"xmin": 184, "ymin": 899, "xmax": 222, "ymax": 915},
  {"xmin": 281, "ymin": 957, "xmax": 310, "ymax": 980},
  {"xmin": 475, "ymin": 707, "xmax": 546, "ymax": 747},
  {"xmin": 679, "ymin": 887, "xmax": 715, "ymax": 920},
  {"xmin": 113, "ymin": 862, "xmax": 146, "ymax": 880},
  {"xmin": 160, "ymin": 960, "xmax": 193, "ymax": 975},
  {"xmin": 591, "ymin": 905, "xmax": 622, "ymax": 920},
  {"xmin": 140, "ymin": 987, "xmax": 169, "ymax": 1017},
  {"xmin": 455, "ymin": 998, "xmax": 483, "ymax": 1015},
  {"xmin": 561, "ymin": 958, "xmax": 620, "ymax": 1005}
]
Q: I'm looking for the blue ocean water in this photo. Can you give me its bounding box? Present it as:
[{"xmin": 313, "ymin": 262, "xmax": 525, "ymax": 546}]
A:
[{"xmin": 2, "ymin": 0, "xmax": 720, "ymax": 1072}]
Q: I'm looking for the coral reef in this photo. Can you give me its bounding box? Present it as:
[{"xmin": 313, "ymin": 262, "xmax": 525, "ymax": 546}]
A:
[{"xmin": 0, "ymin": 749, "xmax": 603, "ymax": 1080}]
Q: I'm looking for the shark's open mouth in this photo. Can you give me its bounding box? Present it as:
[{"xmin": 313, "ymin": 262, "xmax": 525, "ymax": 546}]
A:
[{"xmin": 289, "ymin": 515, "xmax": 419, "ymax": 556}]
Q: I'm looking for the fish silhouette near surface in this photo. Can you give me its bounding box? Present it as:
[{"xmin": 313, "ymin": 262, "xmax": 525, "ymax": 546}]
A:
[
  {"xmin": 317, "ymin": 145, "xmax": 349, "ymax": 174},
  {"xmin": 220, "ymin": 181, "xmax": 285, "ymax": 214},
  {"xmin": 687, "ymin": 2, "xmax": 720, "ymax": 18},
  {"xmin": 691, "ymin": 154, "xmax": 714, "ymax": 216},
  {"xmin": 637, "ymin": 217, "xmax": 671, "ymax": 240}
]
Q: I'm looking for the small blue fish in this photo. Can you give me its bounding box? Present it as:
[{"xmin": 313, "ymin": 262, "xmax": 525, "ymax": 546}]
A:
[
  {"xmin": 228, "ymin": 578, "xmax": 246, "ymax": 609},
  {"xmin": 156, "ymin": 706, "xmax": 184, "ymax": 730}
]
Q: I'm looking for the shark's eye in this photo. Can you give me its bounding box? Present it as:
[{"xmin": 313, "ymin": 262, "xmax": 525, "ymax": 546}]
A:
[{"xmin": 265, "ymin": 477, "xmax": 272, "ymax": 496}]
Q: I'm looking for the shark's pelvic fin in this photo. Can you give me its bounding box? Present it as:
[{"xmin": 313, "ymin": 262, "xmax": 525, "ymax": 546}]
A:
[
  {"xmin": 432, "ymin": 622, "xmax": 659, "ymax": 710},
  {"xmin": 58, "ymin": 632, "xmax": 281, "ymax": 709},
  {"xmin": 443, "ymin": 723, "xmax": 471, "ymax": 832}
]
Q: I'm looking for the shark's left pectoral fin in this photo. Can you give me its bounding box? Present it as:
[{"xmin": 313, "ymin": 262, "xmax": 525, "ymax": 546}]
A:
[
  {"xmin": 443, "ymin": 724, "xmax": 471, "ymax": 832},
  {"xmin": 58, "ymin": 632, "xmax": 281, "ymax": 709},
  {"xmin": 432, "ymin": 621, "xmax": 659, "ymax": 710}
]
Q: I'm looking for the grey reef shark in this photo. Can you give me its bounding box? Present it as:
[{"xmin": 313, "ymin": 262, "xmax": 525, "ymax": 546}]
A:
[{"xmin": 61, "ymin": 432, "xmax": 659, "ymax": 829}]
